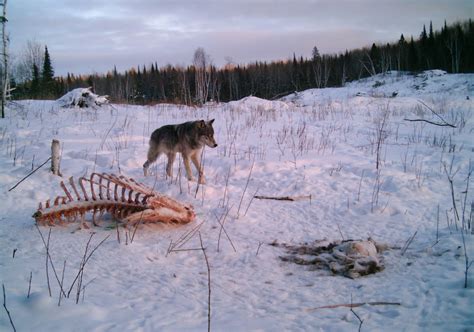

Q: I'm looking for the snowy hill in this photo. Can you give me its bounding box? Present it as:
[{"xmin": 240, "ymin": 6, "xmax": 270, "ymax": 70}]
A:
[
  {"xmin": 1, "ymin": 71, "xmax": 473, "ymax": 331},
  {"xmin": 283, "ymin": 70, "xmax": 473, "ymax": 104}
]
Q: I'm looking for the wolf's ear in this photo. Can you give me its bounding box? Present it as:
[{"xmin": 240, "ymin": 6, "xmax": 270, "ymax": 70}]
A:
[
  {"xmin": 197, "ymin": 120, "xmax": 206, "ymax": 128},
  {"xmin": 209, "ymin": 119, "xmax": 215, "ymax": 125}
]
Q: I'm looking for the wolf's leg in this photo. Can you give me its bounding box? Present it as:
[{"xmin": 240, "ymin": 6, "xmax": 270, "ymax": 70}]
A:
[
  {"xmin": 191, "ymin": 153, "xmax": 205, "ymax": 184},
  {"xmin": 182, "ymin": 155, "xmax": 194, "ymax": 181},
  {"xmin": 166, "ymin": 153, "xmax": 176, "ymax": 178},
  {"xmin": 143, "ymin": 141, "xmax": 160, "ymax": 176}
]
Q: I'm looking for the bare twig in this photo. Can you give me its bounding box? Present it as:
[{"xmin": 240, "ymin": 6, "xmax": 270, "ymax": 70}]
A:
[
  {"xmin": 76, "ymin": 233, "xmax": 95, "ymax": 303},
  {"xmin": 337, "ymin": 223, "xmax": 345, "ymax": 241},
  {"xmin": 403, "ymin": 118, "xmax": 456, "ymax": 128},
  {"xmin": 461, "ymin": 160, "xmax": 472, "ymax": 231},
  {"xmin": 45, "ymin": 228, "xmax": 52, "ymax": 297},
  {"xmin": 214, "ymin": 208, "xmax": 236, "ymax": 253},
  {"xmin": 167, "ymin": 221, "xmax": 205, "ymax": 255},
  {"xmin": 2, "ymin": 284, "xmax": 16, "ymax": 332},
  {"xmin": 198, "ymin": 232, "xmax": 211, "ymax": 332},
  {"xmin": 256, "ymin": 241, "xmax": 263, "ymax": 256},
  {"xmin": 237, "ymin": 161, "xmax": 254, "ymax": 217},
  {"xmin": 415, "ymin": 99, "xmax": 456, "ymax": 128},
  {"xmin": 58, "ymin": 260, "xmax": 66, "ymax": 306},
  {"xmin": 35, "ymin": 225, "xmax": 66, "ymax": 298},
  {"xmin": 401, "ymin": 230, "xmax": 418, "ymax": 256},
  {"xmin": 27, "ymin": 272, "xmax": 32, "ymax": 299},
  {"xmin": 254, "ymin": 195, "xmax": 312, "ymax": 201},
  {"xmin": 460, "ymin": 229, "xmax": 471, "ymax": 288},
  {"xmin": 216, "ymin": 205, "xmax": 234, "ymax": 252},
  {"xmin": 306, "ymin": 301, "xmax": 401, "ymax": 311},
  {"xmin": 436, "ymin": 204, "xmax": 440, "ymax": 243},
  {"xmin": 350, "ymin": 295, "xmax": 364, "ymax": 332},
  {"xmin": 8, "ymin": 156, "xmax": 51, "ymax": 191},
  {"xmin": 444, "ymin": 163, "xmax": 460, "ymax": 224},
  {"xmin": 168, "ymin": 248, "xmax": 203, "ymax": 253},
  {"xmin": 67, "ymin": 234, "xmax": 110, "ymax": 299},
  {"xmin": 244, "ymin": 188, "xmax": 259, "ymax": 217}
]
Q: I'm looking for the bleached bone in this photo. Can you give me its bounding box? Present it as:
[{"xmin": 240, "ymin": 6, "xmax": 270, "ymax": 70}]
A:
[{"xmin": 33, "ymin": 173, "xmax": 195, "ymax": 227}]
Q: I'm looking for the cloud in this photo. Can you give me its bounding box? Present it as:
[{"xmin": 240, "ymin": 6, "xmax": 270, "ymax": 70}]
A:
[{"xmin": 8, "ymin": 0, "xmax": 474, "ymax": 76}]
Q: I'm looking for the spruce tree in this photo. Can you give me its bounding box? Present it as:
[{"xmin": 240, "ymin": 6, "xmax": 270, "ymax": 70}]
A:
[
  {"xmin": 42, "ymin": 46, "xmax": 54, "ymax": 82},
  {"xmin": 41, "ymin": 46, "xmax": 54, "ymax": 97}
]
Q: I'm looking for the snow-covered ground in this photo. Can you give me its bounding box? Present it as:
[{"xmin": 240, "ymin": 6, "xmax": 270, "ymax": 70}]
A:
[{"xmin": 1, "ymin": 71, "xmax": 473, "ymax": 331}]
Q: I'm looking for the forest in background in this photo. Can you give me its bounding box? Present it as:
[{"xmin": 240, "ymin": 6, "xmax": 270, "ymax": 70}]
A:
[{"xmin": 11, "ymin": 20, "xmax": 474, "ymax": 105}]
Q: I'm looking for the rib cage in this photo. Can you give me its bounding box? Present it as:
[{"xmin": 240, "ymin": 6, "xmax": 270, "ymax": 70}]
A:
[{"xmin": 33, "ymin": 173, "xmax": 195, "ymax": 227}]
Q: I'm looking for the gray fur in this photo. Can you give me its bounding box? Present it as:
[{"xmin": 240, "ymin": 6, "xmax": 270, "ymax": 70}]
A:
[{"xmin": 143, "ymin": 119, "xmax": 218, "ymax": 184}]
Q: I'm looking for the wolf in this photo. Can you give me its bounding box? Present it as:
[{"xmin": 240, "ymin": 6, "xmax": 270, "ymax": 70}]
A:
[{"xmin": 143, "ymin": 119, "xmax": 218, "ymax": 184}]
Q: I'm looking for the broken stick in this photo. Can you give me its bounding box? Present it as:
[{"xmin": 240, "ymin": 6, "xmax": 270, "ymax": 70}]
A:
[
  {"xmin": 254, "ymin": 195, "xmax": 312, "ymax": 201},
  {"xmin": 306, "ymin": 301, "xmax": 401, "ymax": 312}
]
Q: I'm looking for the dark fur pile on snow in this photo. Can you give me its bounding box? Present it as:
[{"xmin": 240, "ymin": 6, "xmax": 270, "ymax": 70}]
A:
[{"xmin": 273, "ymin": 238, "xmax": 389, "ymax": 279}]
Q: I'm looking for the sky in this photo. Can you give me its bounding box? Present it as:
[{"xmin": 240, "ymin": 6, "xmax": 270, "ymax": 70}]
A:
[{"xmin": 8, "ymin": 0, "xmax": 474, "ymax": 77}]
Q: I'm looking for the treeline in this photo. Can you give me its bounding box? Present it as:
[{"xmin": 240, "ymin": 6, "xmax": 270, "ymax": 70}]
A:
[{"xmin": 13, "ymin": 20, "xmax": 474, "ymax": 104}]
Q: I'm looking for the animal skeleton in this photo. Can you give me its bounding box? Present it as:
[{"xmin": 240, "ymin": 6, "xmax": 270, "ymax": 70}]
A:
[{"xmin": 33, "ymin": 173, "xmax": 195, "ymax": 227}]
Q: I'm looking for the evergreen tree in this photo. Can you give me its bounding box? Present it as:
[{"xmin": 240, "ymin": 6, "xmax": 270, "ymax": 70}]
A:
[
  {"xmin": 408, "ymin": 37, "xmax": 418, "ymax": 71},
  {"xmin": 30, "ymin": 63, "xmax": 40, "ymax": 98},
  {"xmin": 397, "ymin": 34, "xmax": 407, "ymax": 70},
  {"xmin": 369, "ymin": 43, "xmax": 380, "ymax": 74},
  {"xmin": 42, "ymin": 46, "xmax": 54, "ymax": 82},
  {"xmin": 11, "ymin": 19, "xmax": 474, "ymax": 103},
  {"xmin": 312, "ymin": 46, "xmax": 320, "ymax": 60},
  {"xmin": 41, "ymin": 46, "xmax": 55, "ymax": 97},
  {"xmin": 419, "ymin": 25, "xmax": 429, "ymax": 69}
]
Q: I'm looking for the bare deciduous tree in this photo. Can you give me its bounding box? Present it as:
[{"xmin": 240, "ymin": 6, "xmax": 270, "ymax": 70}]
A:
[
  {"xmin": 14, "ymin": 39, "xmax": 43, "ymax": 84},
  {"xmin": 193, "ymin": 47, "xmax": 212, "ymax": 105},
  {"xmin": 1, "ymin": 0, "xmax": 8, "ymax": 119}
]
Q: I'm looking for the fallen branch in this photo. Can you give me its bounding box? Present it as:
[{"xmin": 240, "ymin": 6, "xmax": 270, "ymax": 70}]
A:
[
  {"xmin": 306, "ymin": 301, "xmax": 401, "ymax": 311},
  {"xmin": 403, "ymin": 118, "xmax": 456, "ymax": 128},
  {"xmin": 8, "ymin": 157, "xmax": 51, "ymax": 192},
  {"xmin": 416, "ymin": 99, "xmax": 456, "ymax": 128},
  {"xmin": 254, "ymin": 195, "xmax": 312, "ymax": 201}
]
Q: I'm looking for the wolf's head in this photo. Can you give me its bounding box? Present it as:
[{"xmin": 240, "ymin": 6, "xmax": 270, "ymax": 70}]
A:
[{"xmin": 197, "ymin": 119, "xmax": 218, "ymax": 148}]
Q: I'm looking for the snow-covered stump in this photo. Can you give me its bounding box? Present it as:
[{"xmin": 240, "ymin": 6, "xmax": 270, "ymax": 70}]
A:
[{"xmin": 56, "ymin": 87, "xmax": 109, "ymax": 108}]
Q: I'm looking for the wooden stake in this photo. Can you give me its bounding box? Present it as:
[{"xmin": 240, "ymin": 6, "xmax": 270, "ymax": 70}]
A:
[{"xmin": 51, "ymin": 139, "xmax": 62, "ymax": 176}]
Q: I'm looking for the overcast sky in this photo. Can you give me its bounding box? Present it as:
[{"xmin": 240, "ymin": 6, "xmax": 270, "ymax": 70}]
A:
[{"xmin": 9, "ymin": 0, "xmax": 474, "ymax": 76}]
